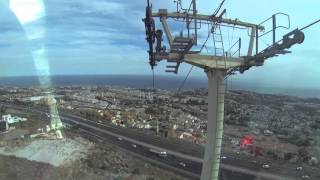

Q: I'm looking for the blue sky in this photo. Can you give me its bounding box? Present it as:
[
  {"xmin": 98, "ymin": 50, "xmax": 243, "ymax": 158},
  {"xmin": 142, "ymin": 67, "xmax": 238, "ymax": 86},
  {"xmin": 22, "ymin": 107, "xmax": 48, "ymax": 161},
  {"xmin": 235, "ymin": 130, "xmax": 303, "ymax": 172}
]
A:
[{"xmin": 0, "ymin": 0, "xmax": 319, "ymax": 88}]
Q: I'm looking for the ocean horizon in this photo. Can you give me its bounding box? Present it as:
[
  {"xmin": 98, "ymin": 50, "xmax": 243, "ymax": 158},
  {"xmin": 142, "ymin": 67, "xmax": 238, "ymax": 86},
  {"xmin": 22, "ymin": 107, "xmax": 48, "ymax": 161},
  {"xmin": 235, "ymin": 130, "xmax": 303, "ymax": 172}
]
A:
[{"xmin": 0, "ymin": 75, "xmax": 319, "ymax": 99}]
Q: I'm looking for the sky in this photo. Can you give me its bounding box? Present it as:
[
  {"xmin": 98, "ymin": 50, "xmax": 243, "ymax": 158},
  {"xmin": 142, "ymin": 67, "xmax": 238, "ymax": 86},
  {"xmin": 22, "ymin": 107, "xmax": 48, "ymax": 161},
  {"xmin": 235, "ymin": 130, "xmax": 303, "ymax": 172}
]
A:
[{"xmin": 0, "ymin": 0, "xmax": 319, "ymax": 89}]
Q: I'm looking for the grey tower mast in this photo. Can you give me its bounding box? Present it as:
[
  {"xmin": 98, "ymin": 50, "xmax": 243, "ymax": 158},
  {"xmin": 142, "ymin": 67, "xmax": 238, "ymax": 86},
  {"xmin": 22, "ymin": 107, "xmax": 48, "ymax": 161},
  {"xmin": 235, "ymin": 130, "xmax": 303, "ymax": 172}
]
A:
[{"xmin": 142, "ymin": 1, "xmax": 305, "ymax": 180}]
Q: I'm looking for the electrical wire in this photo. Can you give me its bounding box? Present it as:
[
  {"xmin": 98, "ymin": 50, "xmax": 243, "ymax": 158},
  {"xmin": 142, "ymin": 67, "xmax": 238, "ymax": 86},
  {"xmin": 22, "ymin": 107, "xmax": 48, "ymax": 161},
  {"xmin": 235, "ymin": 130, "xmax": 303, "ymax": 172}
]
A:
[
  {"xmin": 176, "ymin": 23, "xmax": 214, "ymax": 93},
  {"xmin": 300, "ymin": 18, "xmax": 320, "ymax": 31},
  {"xmin": 152, "ymin": 68, "xmax": 155, "ymax": 89},
  {"xmin": 225, "ymin": 11, "xmax": 231, "ymax": 54},
  {"xmin": 177, "ymin": 65, "xmax": 194, "ymax": 92},
  {"xmin": 176, "ymin": 23, "xmax": 212, "ymax": 93},
  {"xmin": 212, "ymin": 0, "xmax": 226, "ymax": 17},
  {"xmin": 200, "ymin": 24, "xmax": 212, "ymax": 52},
  {"xmin": 175, "ymin": 0, "xmax": 229, "ymax": 94}
]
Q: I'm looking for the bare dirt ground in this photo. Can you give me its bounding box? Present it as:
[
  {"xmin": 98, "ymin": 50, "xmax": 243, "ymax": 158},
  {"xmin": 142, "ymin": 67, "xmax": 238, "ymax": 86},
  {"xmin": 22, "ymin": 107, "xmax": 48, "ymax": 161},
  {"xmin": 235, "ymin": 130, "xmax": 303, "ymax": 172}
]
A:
[
  {"xmin": 0, "ymin": 107, "xmax": 191, "ymax": 180},
  {"xmin": 0, "ymin": 129, "xmax": 191, "ymax": 180},
  {"xmin": 0, "ymin": 137, "xmax": 92, "ymax": 167}
]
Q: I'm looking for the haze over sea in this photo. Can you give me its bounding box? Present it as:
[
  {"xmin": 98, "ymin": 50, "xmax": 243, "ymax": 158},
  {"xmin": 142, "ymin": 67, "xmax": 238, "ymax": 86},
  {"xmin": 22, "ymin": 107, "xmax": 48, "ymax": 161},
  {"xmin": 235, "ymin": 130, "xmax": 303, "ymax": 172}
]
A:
[{"xmin": 0, "ymin": 75, "xmax": 319, "ymax": 99}]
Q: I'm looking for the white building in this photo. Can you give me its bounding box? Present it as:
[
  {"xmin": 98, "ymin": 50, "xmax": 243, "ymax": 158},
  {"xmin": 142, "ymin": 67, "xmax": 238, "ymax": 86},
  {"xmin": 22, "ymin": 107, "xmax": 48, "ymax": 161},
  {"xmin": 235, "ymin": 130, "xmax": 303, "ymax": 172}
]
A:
[
  {"xmin": 2, "ymin": 114, "xmax": 27, "ymax": 125},
  {"xmin": 179, "ymin": 132, "xmax": 195, "ymax": 142},
  {"xmin": 263, "ymin": 130, "xmax": 273, "ymax": 136}
]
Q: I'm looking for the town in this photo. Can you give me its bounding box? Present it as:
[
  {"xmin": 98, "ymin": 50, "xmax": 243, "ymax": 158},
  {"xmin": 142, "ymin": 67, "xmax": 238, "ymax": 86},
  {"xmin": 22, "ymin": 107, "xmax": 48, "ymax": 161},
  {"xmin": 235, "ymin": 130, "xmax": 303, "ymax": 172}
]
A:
[{"xmin": 0, "ymin": 85, "xmax": 319, "ymax": 180}]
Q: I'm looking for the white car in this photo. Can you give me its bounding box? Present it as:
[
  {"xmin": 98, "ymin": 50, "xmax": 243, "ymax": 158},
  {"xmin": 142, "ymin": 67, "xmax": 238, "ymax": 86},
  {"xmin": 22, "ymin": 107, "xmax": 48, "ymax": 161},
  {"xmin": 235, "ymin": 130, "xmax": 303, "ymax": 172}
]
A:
[
  {"xmin": 149, "ymin": 149, "xmax": 167, "ymax": 157},
  {"xmin": 296, "ymin": 166, "xmax": 303, "ymax": 171},
  {"xmin": 117, "ymin": 137, "xmax": 123, "ymax": 141},
  {"xmin": 262, "ymin": 164, "xmax": 270, "ymax": 169},
  {"xmin": 132, "ymin": 144, "xmax": 137, "ymax": 148},
  {"xmin": 179, "ymin": 162, "xmax": 187, "ymax": 167},
  {"xmin": 302, "ymin": 175, "xmax": 310, "ymax": 179},
  {"xmin": 221, "ymin": 156, "xmax": 227, "ymax": 160}
]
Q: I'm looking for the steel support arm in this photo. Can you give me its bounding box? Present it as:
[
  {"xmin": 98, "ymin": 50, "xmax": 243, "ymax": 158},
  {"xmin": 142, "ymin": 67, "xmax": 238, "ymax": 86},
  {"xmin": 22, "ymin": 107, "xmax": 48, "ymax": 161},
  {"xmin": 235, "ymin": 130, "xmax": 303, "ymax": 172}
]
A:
[
  {"xmin": 160, "ymin": 16, "xmax": 174, "ymax": 47},
  {"xmin": 155, "ymin": 53, "xmax": 245, "ymax": 70},
  {"xmin": 247, "ymin": 26, "xmax": 256, "ymax": 56},
  {"xmin": 153, "ymin": 11, "xmax": 264, "ymax": 30}
]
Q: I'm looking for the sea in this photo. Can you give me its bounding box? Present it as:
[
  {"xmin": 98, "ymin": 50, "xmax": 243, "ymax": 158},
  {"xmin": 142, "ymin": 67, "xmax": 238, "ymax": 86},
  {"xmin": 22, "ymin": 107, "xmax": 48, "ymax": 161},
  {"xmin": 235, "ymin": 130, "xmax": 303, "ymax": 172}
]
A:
[{"xmin": 0, "ymin": 75, "xmax": 319, "ymax": 99}]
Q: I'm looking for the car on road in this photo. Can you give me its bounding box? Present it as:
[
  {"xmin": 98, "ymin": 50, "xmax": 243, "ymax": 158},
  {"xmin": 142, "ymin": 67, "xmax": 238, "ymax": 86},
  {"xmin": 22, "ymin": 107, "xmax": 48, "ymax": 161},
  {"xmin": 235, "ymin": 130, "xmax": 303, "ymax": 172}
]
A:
[
  {"xmin": 179, "ymin": 162, "xmax": 187, "ymax": 167},
  {"xmin": 132, "ymin": 144, "xmax": 137, "ymax": 148},
  {"xmin": 262, "ymin": 164, "xmax": 270, "ymax": 169},
  {"xmin": 117, "ymin": 137, "xmax": 123, "ymax": 141},
  {"xmin": 302, "ymin": 175, "xmax": 310, "ymax": 179},
  {"xmin": 149, "ymin": 148, "xmax": 167, "ymax": 157},
  {"xmin": 296, "ymin": 166, "xmax": 303, "ymax": 171}
]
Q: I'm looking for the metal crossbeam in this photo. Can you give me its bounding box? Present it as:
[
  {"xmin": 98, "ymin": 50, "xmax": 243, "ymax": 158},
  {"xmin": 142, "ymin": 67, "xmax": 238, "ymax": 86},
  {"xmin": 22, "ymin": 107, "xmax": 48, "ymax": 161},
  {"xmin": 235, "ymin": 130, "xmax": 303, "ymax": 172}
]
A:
[{"xmin": 152, "ymin": 10, "xmax": 264, "ymax": 30}]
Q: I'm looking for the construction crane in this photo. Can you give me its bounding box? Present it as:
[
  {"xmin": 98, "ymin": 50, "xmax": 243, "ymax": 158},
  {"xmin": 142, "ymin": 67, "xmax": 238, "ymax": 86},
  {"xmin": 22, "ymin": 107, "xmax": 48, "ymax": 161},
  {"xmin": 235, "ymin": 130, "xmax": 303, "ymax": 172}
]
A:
[{"xmin": 142, "ymin": 1, "xmax": 317, "ymax": 180}]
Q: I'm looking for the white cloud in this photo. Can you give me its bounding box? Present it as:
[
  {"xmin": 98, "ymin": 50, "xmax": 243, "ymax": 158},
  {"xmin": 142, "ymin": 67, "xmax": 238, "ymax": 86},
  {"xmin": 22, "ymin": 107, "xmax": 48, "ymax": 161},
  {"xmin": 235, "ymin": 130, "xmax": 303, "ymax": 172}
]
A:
[{"xmin": 0, "ymin": 0, "xmax": 319, "ymax": 87}]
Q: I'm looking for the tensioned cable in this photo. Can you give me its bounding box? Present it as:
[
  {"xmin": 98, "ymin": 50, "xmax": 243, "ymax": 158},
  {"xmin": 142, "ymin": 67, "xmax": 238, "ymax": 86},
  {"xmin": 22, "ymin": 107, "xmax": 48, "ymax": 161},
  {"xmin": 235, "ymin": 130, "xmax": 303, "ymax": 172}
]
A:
[
  {"xmin": 199, "ymin": 23, "xmax": 213, "ymax": 52},
  {"xmin": 212, "ymin": 0, "xmax": 226, "ymax": 17},
  {"xmin": 152, "ymin": 68, "xmax": 155, "ymax": 89},
  {"xmin": 176, "ymin": 23, "xmax": 212, "ymax": 93},
  {"xmin": 177, "ymin": 65, "xmax": 194, "ymax": 92},
  {"xmin": 176, "ymin": 0, "xmax": 229, "ymax": 93},
  {"xmin": 300, "ymin": 18, "xmax": 320, "ymax": 31},
  {"xmin": 225, "ymin": 18, "xmax": 320, "ymax": 85}
]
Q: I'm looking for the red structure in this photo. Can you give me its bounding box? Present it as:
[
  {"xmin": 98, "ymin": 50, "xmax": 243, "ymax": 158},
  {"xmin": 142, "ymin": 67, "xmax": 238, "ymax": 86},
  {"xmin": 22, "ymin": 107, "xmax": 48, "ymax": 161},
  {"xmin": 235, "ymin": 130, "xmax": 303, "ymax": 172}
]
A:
[{"xmin": 240, "ymin": 135, "xmax": 254, "ymax": 148}]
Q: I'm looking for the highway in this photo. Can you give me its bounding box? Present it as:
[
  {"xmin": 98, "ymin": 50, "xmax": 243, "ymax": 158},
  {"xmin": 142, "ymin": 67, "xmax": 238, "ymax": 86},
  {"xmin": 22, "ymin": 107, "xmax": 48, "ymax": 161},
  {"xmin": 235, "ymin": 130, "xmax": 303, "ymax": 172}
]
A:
[
  {"xmin": 59, "ymin": 113, "xmax": 299, "ymax": 180},
  {"xmin": 2, "ymin": 103, "xmax": 315, "ymax": 180}
]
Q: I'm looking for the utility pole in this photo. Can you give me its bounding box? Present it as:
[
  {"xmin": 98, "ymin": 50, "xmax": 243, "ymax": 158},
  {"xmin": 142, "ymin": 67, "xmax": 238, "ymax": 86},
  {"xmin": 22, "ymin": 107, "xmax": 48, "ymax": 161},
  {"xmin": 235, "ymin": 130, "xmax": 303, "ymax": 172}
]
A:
[
  {"xmin": 156, "ymin": 118, "xmax": 159, "ymax": 135},
  {"xmin": 142, "ymin": 1, "xmax": 305, "ymax": 180}
]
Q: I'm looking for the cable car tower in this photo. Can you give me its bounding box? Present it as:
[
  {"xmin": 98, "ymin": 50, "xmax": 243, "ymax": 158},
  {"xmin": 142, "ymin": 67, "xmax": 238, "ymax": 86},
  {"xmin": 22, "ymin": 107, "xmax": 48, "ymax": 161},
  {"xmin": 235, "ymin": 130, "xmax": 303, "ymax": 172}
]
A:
[{"xmin": 143, "ymin": 0, "xmax": 305, "ymax": 180}]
